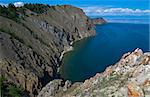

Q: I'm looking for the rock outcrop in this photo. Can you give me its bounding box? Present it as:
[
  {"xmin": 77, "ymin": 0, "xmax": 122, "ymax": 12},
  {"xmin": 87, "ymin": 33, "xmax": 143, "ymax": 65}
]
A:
[
  {"xmin": 91, "ymin": 17, "xmax": 107, "ymax": 25},
  {"xmin": 0, "ymin": 4, "xmax": 95, "ymax": 96},
  {"xmin": 39, "ymin": 48, "xmax": 150, "ymax": 97}
]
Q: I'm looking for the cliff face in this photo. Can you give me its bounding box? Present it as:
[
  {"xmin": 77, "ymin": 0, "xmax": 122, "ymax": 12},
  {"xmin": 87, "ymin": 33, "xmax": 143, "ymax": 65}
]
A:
[
  {"xmin": 0, "ymin": 5, "xmax": 95, "ymax": 96},
  {"xmin": 39, "ymin": 49, "xmax": 150, "ymax": 97},
  {"xmin": 91, "ymin": 17, "xmax": 107, "ymax": 25}
]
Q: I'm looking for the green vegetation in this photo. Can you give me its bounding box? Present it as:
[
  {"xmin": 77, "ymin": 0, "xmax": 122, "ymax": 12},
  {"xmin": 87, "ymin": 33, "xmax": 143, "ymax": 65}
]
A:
[
  {"xmin": 0, "ymin": 4, "xmax": 18, "ymax": 21},
  {"xmin": 0, "ymin": 76, "xmax": 6, "ymax": 95},
  {"xmin": 0, "ymin": 76, "xmax": 23, "ymax": 97},
  {"xmin": 0, "ymin": 3, "xmax": 49, "ymax": 21},
  {"xmin": 7, "ymin": 85, "xmax": 23, "ymax": 97},
  {"xmin": 24, "ymin": 3, "xmax": 49, "ymax": 14}
]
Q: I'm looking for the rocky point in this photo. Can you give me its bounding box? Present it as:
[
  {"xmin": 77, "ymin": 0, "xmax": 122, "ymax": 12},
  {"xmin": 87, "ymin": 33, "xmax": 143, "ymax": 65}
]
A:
[{"xmin": 38, "ymin": 48, "xmax": 150, "ymax": 97}]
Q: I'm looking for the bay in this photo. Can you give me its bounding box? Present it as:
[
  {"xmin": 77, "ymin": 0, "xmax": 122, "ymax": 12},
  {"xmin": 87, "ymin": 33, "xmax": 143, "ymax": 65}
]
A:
[{"xmin": 60, "ymin": 23, "xmax": 149, "ymax": 82}]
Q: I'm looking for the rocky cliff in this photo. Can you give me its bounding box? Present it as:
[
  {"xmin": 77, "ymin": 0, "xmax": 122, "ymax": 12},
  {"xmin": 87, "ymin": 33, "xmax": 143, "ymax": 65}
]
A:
[
  {"xmin": 0, "ymin": 4, "xmax": 95, "ymax": 96},
  {"xmin": 1, "ymin": 4, "xmax": 149, "ymax": 97},
  {"xmin": 91, "ymin": 17, "xmax": 107, "ymax": 25},
  {"xmin": 39, "ymin": 48, "xmax": 150, "ymax": 97}
]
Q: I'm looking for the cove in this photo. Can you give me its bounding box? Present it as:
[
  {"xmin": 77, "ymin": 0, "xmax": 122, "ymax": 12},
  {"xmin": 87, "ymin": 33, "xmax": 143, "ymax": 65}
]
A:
[{"xmin": 60, "ymin": 23, "xmax": 149, "ymax": 82}]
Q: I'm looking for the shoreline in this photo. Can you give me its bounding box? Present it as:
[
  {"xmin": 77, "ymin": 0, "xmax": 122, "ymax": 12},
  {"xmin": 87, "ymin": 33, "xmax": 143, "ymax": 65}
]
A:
[
  {"xmin": 59, "ymin": 41, "xmax": 74, "ymax": 61},
  {"xmin": 59, "ymin": 18, "xmax": 106, "ymax": 62},
  {"xmin": 59, "ymin": 45, "xmax": 73, "ymax": 61},
  {"xmin": 59, "ymin": 33, "xmax": 96, "ymax": 65},
  {"xmin": 57, "ymin": 42, "xmax": 74, "ymax": 74},
  {"xmin": 57, "ymin": 35, "xmax": 95, "ymax": 74},
  {"xmin": 58, "ymin": 38, "xmax": 86, "ymax": 73},
  {"xmin": 59, "ymin": 37, "xmax": 88, "ymax": 62}
]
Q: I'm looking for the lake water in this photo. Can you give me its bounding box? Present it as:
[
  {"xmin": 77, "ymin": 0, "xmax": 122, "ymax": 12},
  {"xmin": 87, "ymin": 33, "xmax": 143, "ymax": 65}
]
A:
[{"xmin": 60, "ymin": 23, "xmax": 149, "ymax": 82}]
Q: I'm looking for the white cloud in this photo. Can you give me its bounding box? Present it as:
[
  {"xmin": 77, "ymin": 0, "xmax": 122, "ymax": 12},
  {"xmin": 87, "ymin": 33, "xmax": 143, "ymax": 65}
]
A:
[
  {"xmin": 14, "ymin": 2, "xmax": 24, "ymax": 7},
  {"xmin": 81, "ymin": 6, "xmax": 150, "ymax": 16}
]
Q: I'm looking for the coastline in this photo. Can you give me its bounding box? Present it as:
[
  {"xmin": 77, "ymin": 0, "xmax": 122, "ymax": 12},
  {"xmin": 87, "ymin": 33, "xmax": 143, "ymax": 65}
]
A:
[
  {"xmin": 58, "ymin": 42, "xmax": 74, "ymax": 74},
  {"xmin": 59, "ymin": 45, "xmax": 73, "ymax": 61},
  {"xmin": 58, "ymin": 35, "xmax": 96, "ymax": 75},
  {"xmin": 59, "ymin": 41, "xmax": 73, "ymax": 60},
  {"xmin": 59, "ymin": 17, "xmax": 106, "ymax": 63},
  {"xmin": 59, "ymin": 36, "xmax": 92, "ymax": 62}
]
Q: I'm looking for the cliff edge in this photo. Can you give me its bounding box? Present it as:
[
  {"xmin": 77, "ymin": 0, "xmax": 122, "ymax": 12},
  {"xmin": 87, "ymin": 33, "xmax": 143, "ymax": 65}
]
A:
[{"xmin": 39, "ymin": 48, "xmax": 150, "ymax": 97}]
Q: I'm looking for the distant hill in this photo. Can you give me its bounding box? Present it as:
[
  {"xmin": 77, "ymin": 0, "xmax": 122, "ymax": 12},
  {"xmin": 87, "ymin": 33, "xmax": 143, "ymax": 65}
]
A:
[{"xmin": 91, "ymin": 17, "xmax": 107, "ymax": 25}]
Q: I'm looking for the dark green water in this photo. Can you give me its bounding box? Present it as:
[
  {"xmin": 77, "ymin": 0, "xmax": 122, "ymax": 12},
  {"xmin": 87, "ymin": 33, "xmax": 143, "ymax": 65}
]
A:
[{"xmin": 60, "ymin": 23, "xmax": 149, "ymax": 82}]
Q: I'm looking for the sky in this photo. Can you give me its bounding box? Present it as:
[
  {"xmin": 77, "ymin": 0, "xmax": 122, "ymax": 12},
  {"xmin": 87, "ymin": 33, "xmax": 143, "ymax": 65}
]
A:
[{"xmin": 0, "ymin": 0, "xmax": 149, "ymax": 23}]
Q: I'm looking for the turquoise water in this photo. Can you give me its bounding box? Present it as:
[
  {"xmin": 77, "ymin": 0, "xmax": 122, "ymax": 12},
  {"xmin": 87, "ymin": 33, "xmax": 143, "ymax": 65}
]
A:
[{"xmin": 60, "ymin": 23, "xmax": 149, "ymax": 82}]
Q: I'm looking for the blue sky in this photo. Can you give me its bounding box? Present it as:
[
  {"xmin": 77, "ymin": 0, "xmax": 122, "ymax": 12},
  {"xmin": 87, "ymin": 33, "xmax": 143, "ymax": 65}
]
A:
[
  {"xmin": 0, "ymin": 0, "xmax": 149, "ymax": 23},
  {"xmin": 0, "ymin": 0, "xmax": 149, "ymax": 9}
]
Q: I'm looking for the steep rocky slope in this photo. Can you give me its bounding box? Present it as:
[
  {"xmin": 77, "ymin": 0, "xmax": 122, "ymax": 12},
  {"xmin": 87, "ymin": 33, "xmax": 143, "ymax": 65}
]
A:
[
  {"xmin": 0, "ymin": 5, "xmax": 95, "ymax": 96},
  {"xmin": 39, "ymin": 48, "xmax": 150, "ymax": 97}
]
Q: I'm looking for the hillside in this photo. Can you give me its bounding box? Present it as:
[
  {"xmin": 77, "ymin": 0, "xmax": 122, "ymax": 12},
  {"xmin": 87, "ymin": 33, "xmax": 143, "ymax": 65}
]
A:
[{"xmin": 0, "ymin": 4, "xmax": 95, "ymax": 96}]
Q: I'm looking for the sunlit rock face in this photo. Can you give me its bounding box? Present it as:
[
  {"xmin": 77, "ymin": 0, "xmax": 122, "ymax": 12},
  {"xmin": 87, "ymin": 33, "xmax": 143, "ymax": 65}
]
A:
[{"xmin": 39, "ymin": 48, "xmax": 150, "ymax": 97}]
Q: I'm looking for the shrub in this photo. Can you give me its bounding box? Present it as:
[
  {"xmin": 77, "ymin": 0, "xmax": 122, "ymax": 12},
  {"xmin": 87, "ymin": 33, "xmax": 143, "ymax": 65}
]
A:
[
  {"xmin": 24, "ymin": 3, "xmax": 49, "ymax": 14},
  {"xmin": 8, "ymin": 84, "xmax": 22, "ymax": 97},
  {"xmin": 0, "ymin": 76, "xmax": 23, "ymax": 97},
  {"xmin": 0, "ymin": 3, "xmax": 49, "ymax": 21},
  {"xmin": 0, "ymin": 4, "xmax": 18, "ymax": 21}
]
